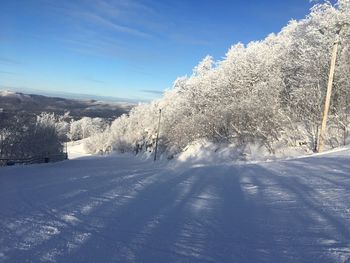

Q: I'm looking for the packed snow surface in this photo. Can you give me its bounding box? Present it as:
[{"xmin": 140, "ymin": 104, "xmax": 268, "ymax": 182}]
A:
[{"xmin": 1, "ymin": 148, "xmax": 350, "ymax": 262}]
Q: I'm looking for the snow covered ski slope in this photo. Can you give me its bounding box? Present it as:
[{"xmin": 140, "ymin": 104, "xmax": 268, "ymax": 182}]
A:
[{"xmin": 1, "ymin": 149, "xmax": 350, "ymax": 263}]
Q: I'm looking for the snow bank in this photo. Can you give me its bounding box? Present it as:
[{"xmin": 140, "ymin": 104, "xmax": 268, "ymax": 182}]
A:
[
  {"xmin": 175, "ymin": 139, "xmax": 312, "ymax": 166},
  {"xmin": 176, "ymin": 140, "xmax": 242, "ymax": 165}
]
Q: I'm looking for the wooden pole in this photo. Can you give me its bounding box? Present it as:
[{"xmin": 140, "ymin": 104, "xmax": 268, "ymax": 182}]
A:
[
  {"xmin": 154, "ymin": 109, "xmax": 162, "ymax": 161},
  {"xmin": 318, "ymin": 31, "xmax": 341, "ymax": 153}
]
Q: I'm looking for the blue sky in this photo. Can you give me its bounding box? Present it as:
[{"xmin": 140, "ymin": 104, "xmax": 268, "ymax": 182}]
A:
[{"xmin": 0, "ymin": 0, "xmax": 323, "ymax": 102}]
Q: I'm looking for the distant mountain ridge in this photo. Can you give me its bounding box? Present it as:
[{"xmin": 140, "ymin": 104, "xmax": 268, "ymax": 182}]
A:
[
  {"xmin": 0, "ymin": 86, "xmax": 146, "ymax": 104},
  {"xmin": 0, "ymin": 90, "xmax": 134, "ymax": 120}
]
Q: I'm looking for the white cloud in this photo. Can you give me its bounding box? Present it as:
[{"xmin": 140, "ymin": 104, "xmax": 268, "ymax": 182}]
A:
[{"xmin": 73, "ymin": 11, "xmax": 151, "ymax": 38}]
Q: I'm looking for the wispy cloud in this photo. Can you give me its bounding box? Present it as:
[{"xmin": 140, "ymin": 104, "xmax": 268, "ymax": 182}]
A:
[
  {"xmin": 33, "ymin": 0, "xmax": 211, "ymax": 67},
  {"xmin": 36, "ymin": 0, "xmax": 160, "ymax": 65},
  {"xmin": 84, "ymin": 76, "xmax": 105, "ymax": 84},
  {"xmin": 47, "ymin": 0, "xmax": 154, "ymax": 38},
  {"xmin": 0, "ymin": 70, "xmax": 15, "ymax": 74},
  {"xmin": 47, "ymin": 0, "xmax": 208, "ymax": 46},
  {"xmin": 170, "ymin": 33, "xmax": 211, "ymax": 46},
  {"xmin": 0, "ymin": 56, "xmax": 21, "ymax": 65},
  {"xmin": 73, "ymin": 11, "xmax": 152, "ymax": 38},
  {"xmin": 56, "ymin": 34, "xmax": 155, "ymax": 63},
  {"xmin": 93, "ymin": 0, "xmax": 156, "ymax": 19},
  {"xmin": 140, "ymin": 89, "xmax": 163, "ymax": 95}
]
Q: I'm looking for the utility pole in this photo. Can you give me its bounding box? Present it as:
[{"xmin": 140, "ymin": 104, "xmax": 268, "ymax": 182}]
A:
[
  {"xmin": 318, "ymin": 24, "xmax": 347, "ymax": 153},
  {"xmin": 154, "ymin": 109, "xmax": 162, "ymax": 161}
]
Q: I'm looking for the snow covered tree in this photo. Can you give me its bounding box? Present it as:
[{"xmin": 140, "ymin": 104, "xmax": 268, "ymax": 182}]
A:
[
  {"xmin": 69, "ymin": 117, "xmax": 108, "ymax": 141},
  {"xmin": 0, "ymin": 112, "xmax": 64, "ymax": 161},
  {"xmin": 86, "ymin": 0, "xmax": 350, "ymax": 158}
]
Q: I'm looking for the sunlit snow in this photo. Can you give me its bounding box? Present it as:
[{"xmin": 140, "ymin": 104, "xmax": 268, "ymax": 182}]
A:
[{"xmin": 1, "ymin": 148, "xmax": 350, "ymax": 262}]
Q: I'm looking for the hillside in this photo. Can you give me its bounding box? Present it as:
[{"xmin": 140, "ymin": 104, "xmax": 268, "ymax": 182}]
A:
[
  {"xmin": 86, "ymin": 0, "xmax": 350, "ymax": 157},
  {"xmin": 0, "ymin": 90, "xmax": 133, "ymax": 120},
  {"xmin": 0, "ymin": 148, "xmax": 349, "ymax": 262}
]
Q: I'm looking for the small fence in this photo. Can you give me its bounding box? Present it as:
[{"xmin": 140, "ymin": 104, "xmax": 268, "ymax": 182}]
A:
[{"xmin": 0, "ymin": 153, "xmax": 68, "ymax": 166}]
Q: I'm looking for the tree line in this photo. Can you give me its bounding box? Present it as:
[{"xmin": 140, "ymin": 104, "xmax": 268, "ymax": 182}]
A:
[
  {"xmin": 0, "ymin": 112, "xmax": 108, "ymax": 161},
  {"xmin": 87, "ymin": 0, "xmax": 350, "ymax": 158}
]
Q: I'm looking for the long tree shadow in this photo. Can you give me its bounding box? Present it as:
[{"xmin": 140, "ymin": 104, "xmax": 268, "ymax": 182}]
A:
[
  {"xmin": 244, "ymin": 157, "xmax": 350, "ymax": 262},
  {"xmin": 1, "ymin": 154, "xmax": 350, "ymax": 263}
]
